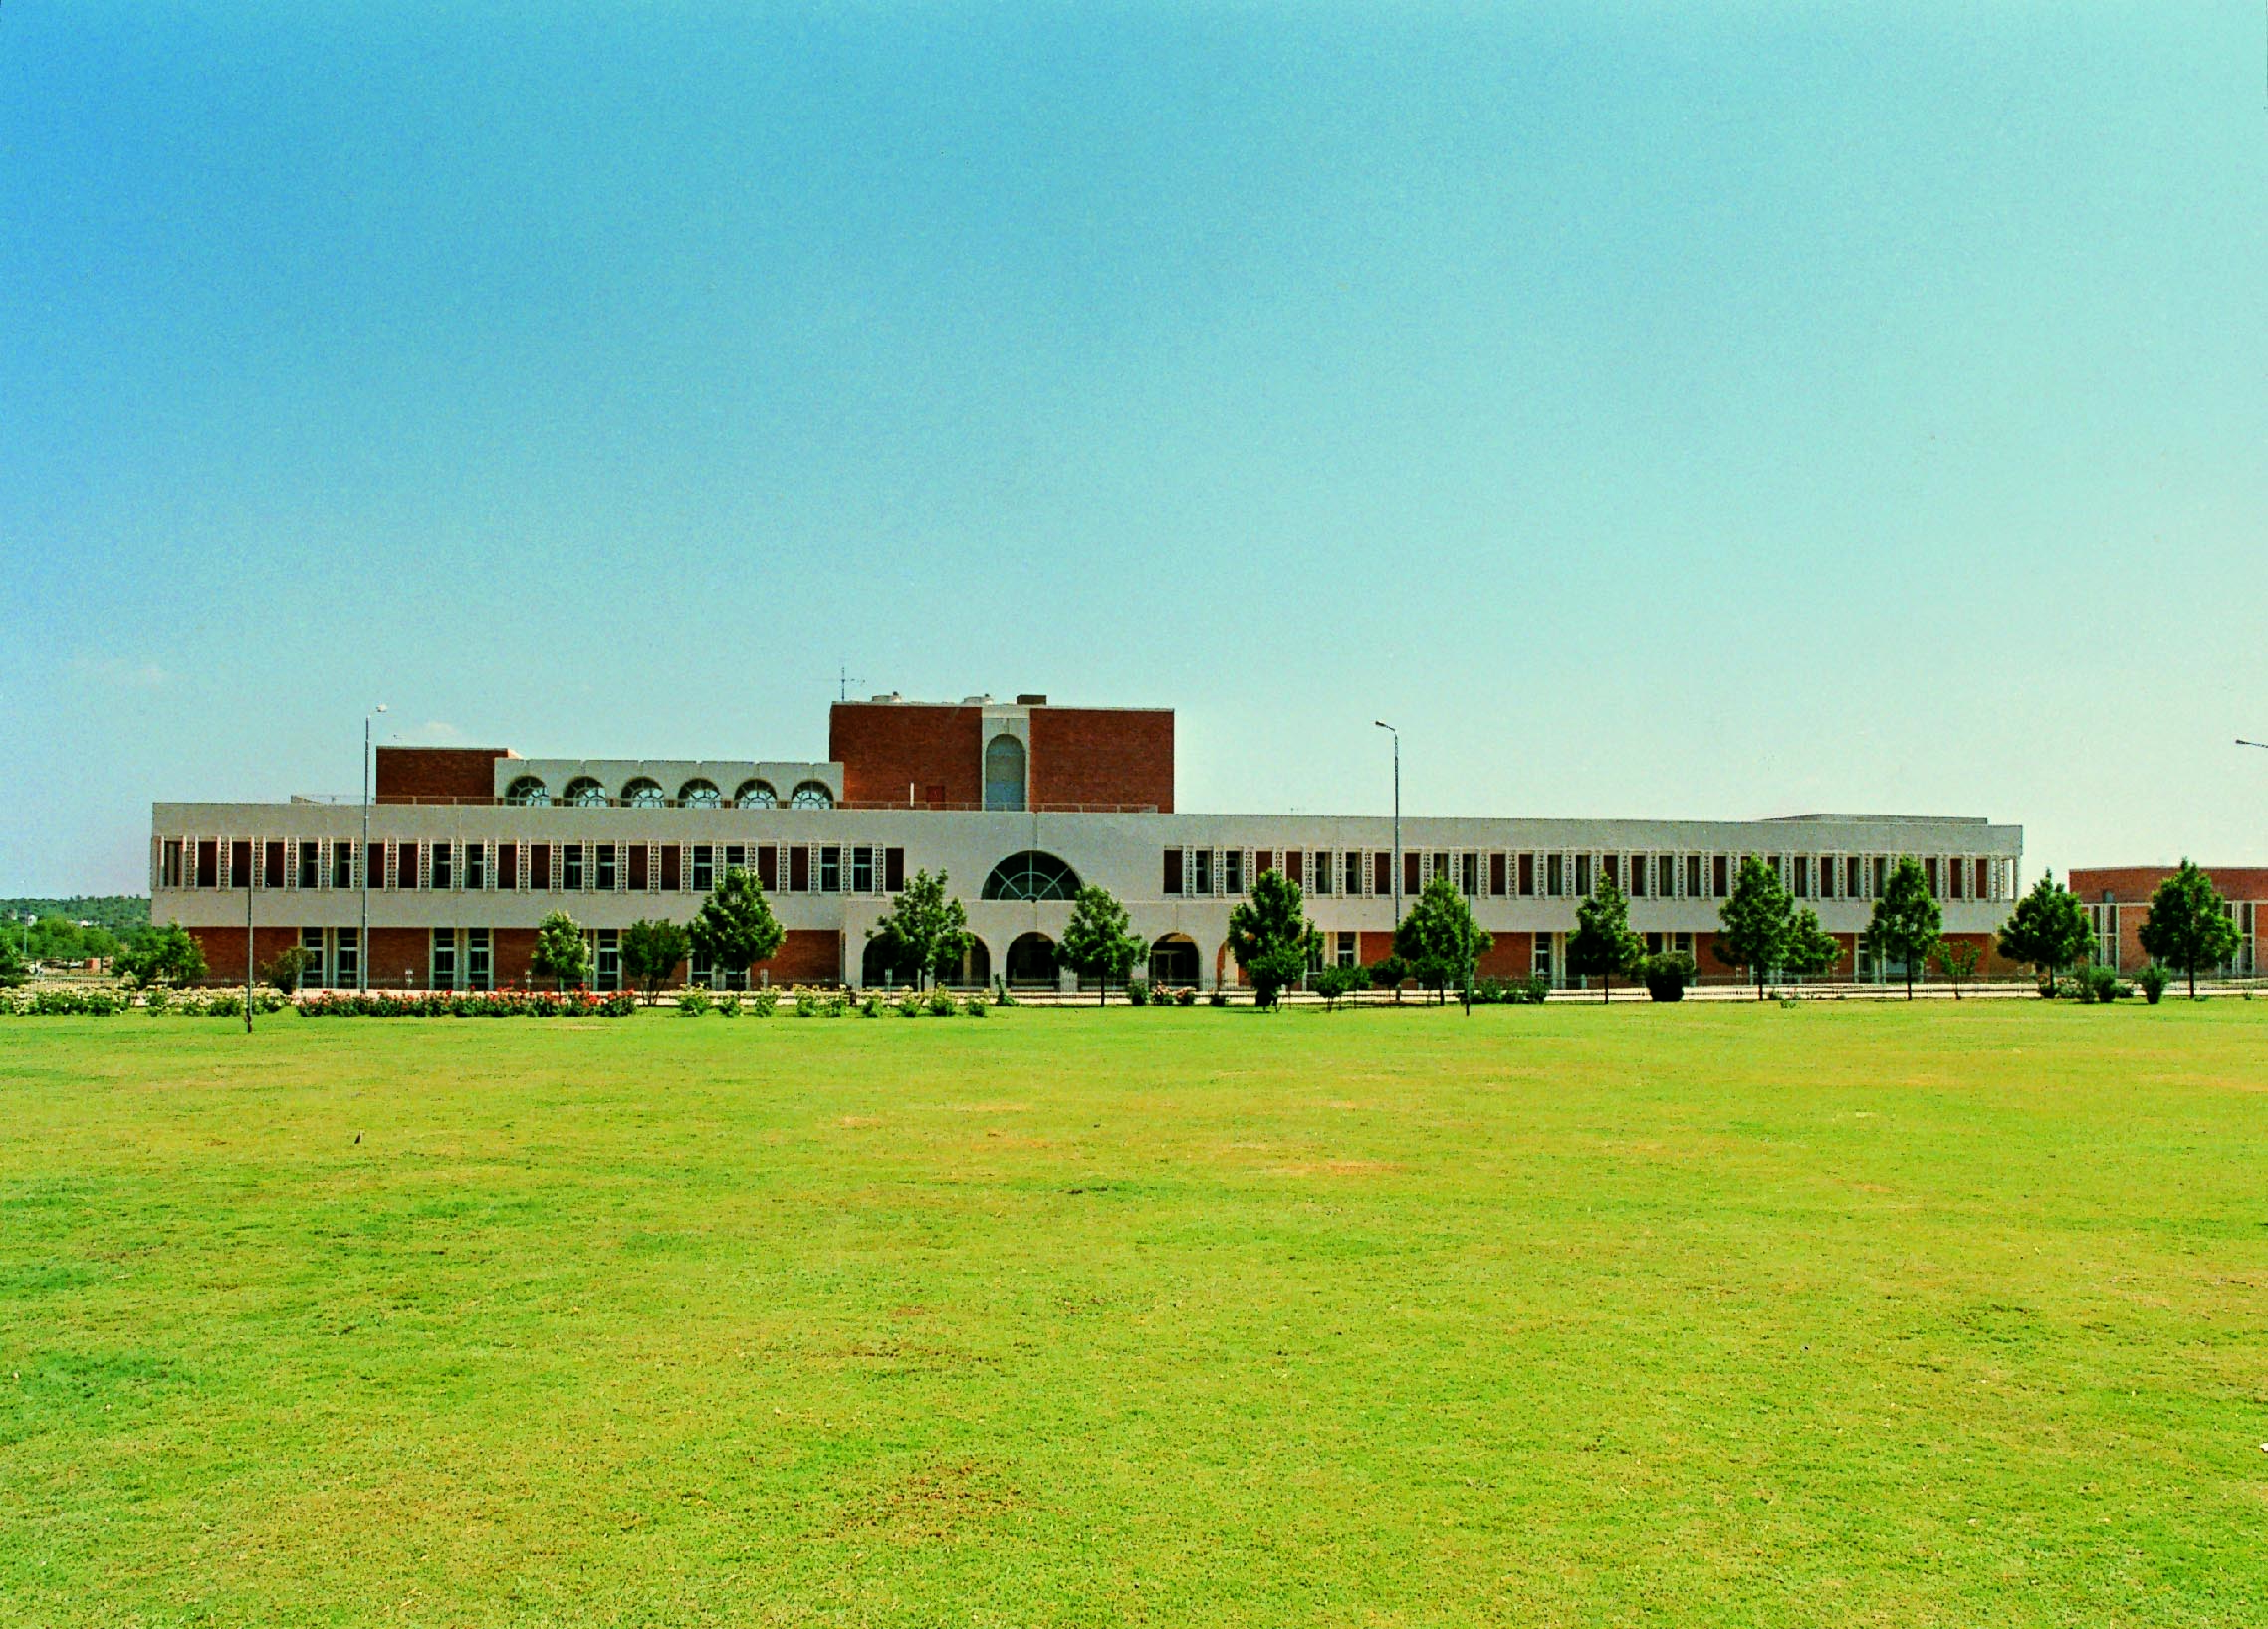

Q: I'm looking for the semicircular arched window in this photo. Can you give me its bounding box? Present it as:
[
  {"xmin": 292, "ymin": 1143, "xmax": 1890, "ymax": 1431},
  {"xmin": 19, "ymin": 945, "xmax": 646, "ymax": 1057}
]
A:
[
  {"xmin": 504, "ymin": 775, "xmax": 551, "ymax": 807},
  {"xmin": 982, "ymin": 850, "xmax": 1081, "ymax": 902},
  {"xmin": 678, "ymin": 778, "xmax": 721, "ymax": 809},
  {"xmin": 622, "ymin": 777, "xmax": 666, "ymax": 808},
  {"xmin": 789, "ymin": 781, "xmax": 834, "ymax": 810},
  {"xmin": 563, "ymin": 776, "xmax": 608, "ymax": 807},
  {"xmin": 735, "ymin": 779, "xmax": 779, "ymax": 809},
  {"xmin": 983, "ymin": 733, "xmax": 1026, "ymax": 811}
]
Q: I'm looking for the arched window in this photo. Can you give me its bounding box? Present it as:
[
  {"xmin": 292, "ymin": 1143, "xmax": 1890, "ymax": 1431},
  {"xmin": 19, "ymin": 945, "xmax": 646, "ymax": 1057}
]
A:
[
  {"xmin": 982, "ymin": 850, "xmax": 1081, "ymax": 901},
  {"xmin": 983, "ymin": 733, "xmax": 1026, "ymax": 812},
  {"xmin": 622, "ymin": 777, "xmax": 665, "ymax": 808},
  {"xmin": 505, "ymin": 775, "xmax": 551, "ymax": 807},
  {"xmin": 789, "ymin": 780, "xmax": 834, "ymax": 810},
  {"xmin": 678, "ymin": 779, "xmax": 721, "ymax": 809},
  {"xmin": 734, "ymin": 779, "xmax": 778, "ymax": 809},
  {"xmin": 563, "ymin": 776, "xmax": 607, "ymax": 807}
]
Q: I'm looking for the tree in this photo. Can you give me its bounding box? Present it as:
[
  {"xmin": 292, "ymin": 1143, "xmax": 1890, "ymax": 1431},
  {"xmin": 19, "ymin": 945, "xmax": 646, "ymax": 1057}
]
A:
[
  {"xmin": 1862, "ymin": 856, "xmax": 1942, "ymax": 1000},
  {"xmin": 259, "ymin": 945, "xmax": 314, "ymax": 995},
  {"xmin": 530, "ymin": 909, "xmax": 592, "ymax": 991},
  {"xmin": 863, "ymin": 869, "xmax": 967, "ymax": 988},
  {"xmin": 1713, "ymin": 855, "xmax": 1797, "ymax": 1000},
  {"xmin": 2137, "ymin": 859, "xmax": 2242, "ymax": 999},
  {"xmin": 1566, "ymin": 874, "xmax": 1645, "ymax": 1003},
  {"xmin": 0, "ymin": 931, "xmax": 26, "ymax": 988},
  {"xmin": 621, "ymin": 918, "xmax": 692, "ymax": 1005},
  {"xmin": 687, "ymin": 866, "xmax": 788, "ymax": 987},
  {"xmin": 1227, "ymin": 868, "xmax": 1318, "ymax": 1009},
  {"xmin": 1394, "ymin": 874, "xmax": 1493, "ymax": 1006},
  {"xmin": 1366, "ymin": 953, "xmax": 1410, "ymax": 1005},
  {"xmin": 1997, "ymin": 873, "xmax": 2095, "ymax": 993},
  {"xmin": 1929, "ymin": 938, "xmax": 1981, "ymax": 999},
  {"xmin": 1314, "ymin": 963, "xmax": 1366, "ymax": 1011},
  {"xmin": 1781, "ymin": 907, "xmax": 1845, "ymax": 982},
  {"xmin": 1058, "ymin": 884, "xmax": 1148, "ymax": 1006},
  {"xmin": 115, "ymin": 923, "xmax": 208, "ymax": 988}
]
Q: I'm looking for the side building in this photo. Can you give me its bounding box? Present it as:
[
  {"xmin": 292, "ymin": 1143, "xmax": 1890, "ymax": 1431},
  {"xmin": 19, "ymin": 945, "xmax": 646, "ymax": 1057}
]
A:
[
  {"xmin": 2066, "ymin": 865, "xmax": 2263, "ymax": 977},
  {"xmin": 151, "ymin": 694, "xmax": 2025, "ymax": 991}
]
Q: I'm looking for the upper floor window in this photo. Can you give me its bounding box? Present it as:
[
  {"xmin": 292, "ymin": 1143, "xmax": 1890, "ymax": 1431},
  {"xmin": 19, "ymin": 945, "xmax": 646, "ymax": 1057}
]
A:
[
  {"xmin": 622, "ymin": 778, "xmax": 665, "ymax": 808},
  {"xmin": 735, "ymin": 779, "xmax": 779, "ymax": 809},
  {"xmin": 983, "ymin": 734, "xmax": 1027, "ymax": 812},
  {"xmin": 789, "ymin": 781, "xmax": 833, "ymax": 810},
  {"xmin": 564, "ymin": 776, "xmax": 606, "ymax": 808},
  {"xmin": 505, "ymin": 775, "xmax": 550, "ymax": 806},
  {"xmin": 982, "ymin": 850, "xmax": 1081, "ymax": 902},
  {"xmin": 679, "ymin": 779, "xmax": 721, "ymax": 809}
]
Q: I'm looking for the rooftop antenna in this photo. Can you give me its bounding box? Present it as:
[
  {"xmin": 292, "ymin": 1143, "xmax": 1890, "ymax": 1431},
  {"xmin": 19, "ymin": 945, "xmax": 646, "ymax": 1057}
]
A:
[{"xmin": 839, "ymin": 664, "xmax": 864, "ymax": 702}]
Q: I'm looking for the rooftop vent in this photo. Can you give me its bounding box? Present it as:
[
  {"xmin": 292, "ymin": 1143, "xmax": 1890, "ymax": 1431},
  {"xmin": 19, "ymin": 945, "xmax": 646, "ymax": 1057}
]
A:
[
  {"xmin": 869, "ymin": 692, "xmax": 902, "ymax": 703},
  {"xmin": 1016, "ymin": 693, "xmax": 1047, "ymax": 706},
  {"xmin": 964, "ymin": 694, "xmax": 993, "ymax": 704}
]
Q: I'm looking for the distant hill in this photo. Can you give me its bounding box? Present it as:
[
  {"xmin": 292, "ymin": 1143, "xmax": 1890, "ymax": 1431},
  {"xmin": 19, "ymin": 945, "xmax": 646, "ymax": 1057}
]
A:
[{"xmin": 0, "ymin": 896, "xmax": 150, "ymax": 938}]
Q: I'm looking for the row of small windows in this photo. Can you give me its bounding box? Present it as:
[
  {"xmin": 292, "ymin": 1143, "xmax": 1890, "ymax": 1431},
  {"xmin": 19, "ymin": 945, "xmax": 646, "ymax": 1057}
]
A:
[
  {"xmin": 161, "ymin": 838, "xmax": 908, "ymax": 895},
  {"xmin": 502, "ymin": 775, "xmax": 833, "ymax": 810},
  {"xmin": 1162, "ymin": 847, "xmax": 2014, "ymax": 904}
]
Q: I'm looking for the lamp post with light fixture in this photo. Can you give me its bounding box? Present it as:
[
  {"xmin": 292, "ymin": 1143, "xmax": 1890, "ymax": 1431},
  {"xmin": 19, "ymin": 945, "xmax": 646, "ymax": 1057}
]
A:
[
  {"xmin": 1375, "ymin": 721, "xmax": 1401, "ymax": 932},
  {"xmin": 360, "ymin": 704, "xmax": 386, "ymax": 991}
]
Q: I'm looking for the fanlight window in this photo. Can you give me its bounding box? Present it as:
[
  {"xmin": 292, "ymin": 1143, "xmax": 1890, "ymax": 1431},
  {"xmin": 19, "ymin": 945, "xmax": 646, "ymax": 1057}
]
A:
[
  {"xmin": 982, "ymin": 850, "xmax": 1081, "ymax": 902},
  {"xmin": 789, "ymin": 781, "xmax": 834, "ymax": 810},
  {"xmin": 735, "ymin": 779, "xmax": 779, "ymax": 809},
  {"xmin": 564, "ymin": 776, "xmax": 607, "ymax": 807},
  {"xmin": 983, "ymin": 733, "xmax": 1026, "ymax": 812},
  {"xmin": 504, "ymin": 775, "xmax": 551, "ymax": 807},
  {"xmin": 622, "ymin": 777, "xmax": 666, "ymax": 808},
  {"xmin": 678, "ymin": 779, "xmax": 721, "ymax": 809}
]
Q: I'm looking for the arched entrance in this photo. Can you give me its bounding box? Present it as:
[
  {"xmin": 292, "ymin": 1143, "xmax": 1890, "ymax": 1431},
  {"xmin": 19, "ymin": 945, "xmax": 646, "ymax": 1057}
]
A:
[
  {"xmin": 1149, "ymin": 933, "xmax": 1200, "ymax": 986},
  {"xmin": 861, "ymin": 935, "xmax": 897, "ymax": 988},
  {"xmin": 1006, "ymin": 932, "xmax": 1058, "ymax": 987},
  {"xmin": 945, "ymin": 936, "xmax": 992, "ymax": 988}
]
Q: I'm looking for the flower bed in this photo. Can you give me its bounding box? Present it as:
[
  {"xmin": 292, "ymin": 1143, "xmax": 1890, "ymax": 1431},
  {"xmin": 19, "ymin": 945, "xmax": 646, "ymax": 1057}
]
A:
[{"xmin": 298, "ymin": 989, "xmax": 636, "ymax": 1018}]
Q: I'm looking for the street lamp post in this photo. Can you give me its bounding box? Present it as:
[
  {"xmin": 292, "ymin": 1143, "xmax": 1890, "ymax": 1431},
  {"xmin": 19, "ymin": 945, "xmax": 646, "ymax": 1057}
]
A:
[
  {"xmin": 361, "ymin": 704, "xmax": 386, "ymax": 991},
  {"xmin": 1374, "ymin": 721, "xmax": 1400, "ymax": 932}
]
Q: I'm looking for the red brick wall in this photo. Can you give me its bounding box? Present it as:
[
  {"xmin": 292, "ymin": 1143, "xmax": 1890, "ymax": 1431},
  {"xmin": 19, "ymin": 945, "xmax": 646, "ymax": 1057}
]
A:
[
  {"xmin": 375, "ymin": 747, "xmax": 512, "ymax": 804},
  {"xmin": 1476, "ymin": 933, "xmax": 1533, "ymax": 978},
  {"xmin": 831, "ymin": 704, "xmax": 982, "ymax": 806},
  {"xmin": 758, "ymin": 930, "xmax": 843, "ymax": 985},
  {"xmin": 494, "ymin": 929, "xmax": 536, "ymax": 989},
  {"xmin": 187, "ymin": 927, "xmax": 303, "ymax": 986},
  {"xmin": 367, "ymin": 929, "xmax": 430, "ymax": 988},
  {"xmin": 2070, "ymin": 866, "xmax": 2268, "ymax": 904},
  {"xmin": 1028, "ymin": 708, "xmax": 1174, "ymax": 812}
]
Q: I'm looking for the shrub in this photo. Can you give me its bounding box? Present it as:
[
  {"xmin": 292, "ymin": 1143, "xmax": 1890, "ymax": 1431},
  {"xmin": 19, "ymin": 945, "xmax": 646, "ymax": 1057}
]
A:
[
  {"xmin": 2138, "ymin": 965, "xmax": 2169, "ymax": 1005},
  {"xmin": 1178, "ymin": 986, "xmax": 1199, "ymax": 1007},
  {"xmin": 141, "ymin": 985, "xmax": 172, "ymax": 1015},
  {"xmin": 822, "ymin": 993, "xmax": 848, "ymax": 1018},
  {"xmin": 747, "ymin": 987, "xmax": 778, "ymax": 1017},
  {"xmin": 1643, "ymin": 951, "xmax": 1697, "ymax": 1003},
  {"xmin": 927, "ymin": 988, "xmax": 959, "ymax": 1017},
  {"xmin": 860, "ymin": 994, "xmax": 884, "ymax": 1018},
  {"xmin": 895, "ymin": 991, "xmax": 923, "ymax": 1018},
  {"xmin": 206, "ymin": 992, "xmax": 244, "ymax": 1018},
  {"xmin": 1126, "ymin": 978, "xmax": 1152, "ymax": 1007},
  {"xmin": 963, "ymin": 994, "xmax": 988, "ymax": 1018},
  {"xmin": 676, "ymin": 986, "xmax": 713, "ymax": 1016},
  {"xmin": 792, "ymin": 987, "xmax": 820, "ymax": 1018},
  {"xmin": 715, "ymin": 989, "xmax": 741, "ymax": 1018},
  {"xmin": 1207, "ymin": 987, "xmax": 1229, "ymax": 1007},
  {"xmin": 993, "ymin": 979, "xmax": 1016, "ymax": 1007}
]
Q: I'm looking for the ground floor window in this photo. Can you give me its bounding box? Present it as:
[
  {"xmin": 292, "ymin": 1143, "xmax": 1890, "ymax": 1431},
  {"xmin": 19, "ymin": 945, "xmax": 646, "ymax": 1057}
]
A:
[
  {"xmin": 335, "ymin": 928, "xmax": 359, "ymax": 989},
  {"xmin": 594, "ymin": 929, "xmax": 619, "ymax": 991},
  {"xmin": 432, "ymin": 930, "xmax": 457, "ymax": 990},
  {"xmin": 1336, "ymin": 931, "xmax": 1358, "ymax": 968},
  {"xmin": 1534, "ymin": 932, "xmax": 1556, "ymax": 987},
  {"xmin": 467, "ymin": 929, "xmax": 491, "ymax": 990},
  {"xmin": 301, "ymin": 927, "xmax": 327, "ymax": 989}
]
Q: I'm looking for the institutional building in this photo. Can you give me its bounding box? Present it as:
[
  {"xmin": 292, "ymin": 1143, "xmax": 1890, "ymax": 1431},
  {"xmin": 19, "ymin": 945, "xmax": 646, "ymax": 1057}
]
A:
[
  {"xmin": 152, "ymin": 694, "xmax": 2026, "ymax": 991},
  {"xmin": 2067, "ymin": 866, "xmax": 2262, "ymax": 977}
]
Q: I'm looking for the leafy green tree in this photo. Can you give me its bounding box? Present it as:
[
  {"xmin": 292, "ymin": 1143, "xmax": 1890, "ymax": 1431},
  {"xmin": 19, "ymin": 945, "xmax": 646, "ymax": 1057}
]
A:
[
  {"xmin": 259, "ymin": 945, "xmax": 314, "ymax": 995},
  {"xmin": 1862, "ymin": 856, "xmax": 1942, "ymax": 1000},
  {"xmin": 531, "ymin": 909, "xmax": 592, "ymax": 991},
  {"xmin": 2137, "ymin": 859, "xmax": 2242, "ymax": 999},
  {"xmin": 1366, "ymin": 953, "xmax": 1410, "ymax": 1004},
  {"xmin": 1929, "ymin": 938, "xmax": 1981, "ymax": 999},
  {"xmin": 686, "ymin": 866, "xmax": 788, "ymax": 987},
  {"xmin": 864, "ymin": 868, "xmax": 968, "ymax": 988},
  {"xmin": 1567, "ymin": 875, "xmax": 1645, "ymax": 1003},
  {"xmin": 1713, "ymin": 855, "xmax": 1797, "ymax": 1000},
  {"xmin": 1394, "ymin": 874, "xmax": 1493, "ymax": 1006},
  {"xmin": 116, "ymin": 923, "xmax": 208, "ymax": 988},
  {"xmin": 1228, "ymin": 868, "xmax": 1318, "ymax": 1009},
  {"xmin": 1997, "ymin": 873, "xmax": 2095, "ymax": 993},
  {"xmin": 0, "ymin": 931, "xmax": 26, "ymax": 988},
  {"xmin": 1058, "ymin": 884, "xmax": 1148, "ymax": 1006},
  {"xmin": 1781, "ymin": 907, "xmax": 1845, "ymax": 982},
  {"xmin": 621, "ymin": 918, "xmax": 692, "ymax": 1005},
  {"xmin": 1313, "ymin": 962, "xmax": 1366, "ymax": 1011}
]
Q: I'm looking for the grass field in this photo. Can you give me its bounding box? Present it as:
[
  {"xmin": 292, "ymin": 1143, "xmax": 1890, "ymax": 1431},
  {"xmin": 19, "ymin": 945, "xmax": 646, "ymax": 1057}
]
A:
[{"xmin": 3, "ymin": 1002, "xmax": 2265, "ymax": 1627}]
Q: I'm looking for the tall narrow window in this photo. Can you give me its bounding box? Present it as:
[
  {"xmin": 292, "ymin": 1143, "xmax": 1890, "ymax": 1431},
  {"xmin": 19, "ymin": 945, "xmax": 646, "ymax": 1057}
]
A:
[
  {"xmin": 627, "ymin": 844, "xmax": 648, "ymax": 891},
  {"xmin": 1163, "ymin": 848, "xmax": 1185, "ymax": 896},
  {"xmin": 563, "ymin": 843, "xmax": 584, "ymax": 890},
  {"xmin": 1629, "ymin": 854, "xmax": 1647, "ymax": 898},
  {"xmin": 819, "ymin": 845, "xmax": 841, "ymax": 893},
  {"xmin": 852, "ymin": 846, "xmax": 875, "ymax": 893},
  {"xmin": 661, "ymin": 844, "xmax": 682, "ymax": 891},
  {"xmin": 466, "ymin": 842, "xmax": 487, "ymax": 891},
  {"xmin": 1195, "ymin": 848, "xmax": 1214, "ymax": 895},
  {"xmin": 301, "ymin": 927, "xmax": 327, "ymax": 990},
  {"xmin": 983, "ymin": 734, "xmax": 1027, "ymax": 812},
  {"xmin": 596, "ymin": 842, "xmax": 617, "ymax": 890},
  {"xmin": 1574, "ymin": 855, "xmax": 1591, "ymax": 897},
  {"xmin": 466, "ymin": 929, "xmax": 491, "ymax": 991},
  {"xmin": 160, "ymin": 839, "xmax": 185, "ymax": 888},
  {"xmin": 1227, "ymin": 849, "xmax": 1247, "ymax": 893},
  {"xmin": 297, "ymin": 841, "xmax": 320, "ymax": 889},
  {"xmin": 1347, "ymin": 852, "xmax": 1365, "ymax": 896},
  {"xmin": 790, "ymin": 846, "xmax": 810, "ymax": 892},
  {"xmin": 432, "ymin": 842, "xmax": 453, "ymax": 891},
  {"xmin": 885, "ymin": 847, "xmax": 905, "ymax": 892},
  {"xmin": 431, "ymin": 930, "xmax": 458, "ymax": 991},
  {"xmin": 499, "ymin": 843, "xmax": 519, "ymax": 890}
]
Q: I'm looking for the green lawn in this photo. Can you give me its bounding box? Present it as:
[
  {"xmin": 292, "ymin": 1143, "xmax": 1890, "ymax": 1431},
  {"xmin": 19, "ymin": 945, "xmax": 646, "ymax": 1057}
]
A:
[{"xmin": 3, "ymin": 1002, "xmax": 2265, "ymax": 1627}]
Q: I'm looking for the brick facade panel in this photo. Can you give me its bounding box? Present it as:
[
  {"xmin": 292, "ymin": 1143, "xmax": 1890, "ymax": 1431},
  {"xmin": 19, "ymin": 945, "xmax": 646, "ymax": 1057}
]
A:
[
  {"xmin": 1028, "ymin": 708, "xmax": 1174, "ymax": 812},
  {"xmin": 375, "ymin": 747, "xmax": 512, "ymax": 804},
  {"xmin": 831, "ymin": 705, "xmax": 982, "ymax": 807}
]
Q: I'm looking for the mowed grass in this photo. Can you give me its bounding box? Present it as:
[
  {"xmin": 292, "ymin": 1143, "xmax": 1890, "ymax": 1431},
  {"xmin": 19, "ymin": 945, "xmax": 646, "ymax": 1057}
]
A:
[{"xmin": 3, "ymin": 1003, "xmax": 2266, "ymax": 1627}]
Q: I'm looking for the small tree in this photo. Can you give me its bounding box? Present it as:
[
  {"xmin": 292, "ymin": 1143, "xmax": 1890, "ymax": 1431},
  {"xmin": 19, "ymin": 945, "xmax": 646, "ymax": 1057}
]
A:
[
  {"xmin": 0, "ymin": 931, "xmax": 26, "ymax": 988},
  {"xmin": 1781, "ymin": 907, "xmax": 1845, "ymax": 984},
  {"xmin": 1997, "ymin": 873, "xmax": 2095, "ymax": 994},
  {"xmin": 259, "ymin": 945, "xmax": 314, "ymax": 995},
  {"xmin": 688, "ymin": 866, "xmax": 788, "ymax": 988},
  {"xmin": 1314, "ymin": 963, "xmax": 1366, "ymax": 1011},
  {"xmin": 1394, "ymin": 874, "xmax": 1492, "ymax": 1006},
  {"xmin": 1058, "ymin": 884, "xmax": 1148, "ymax": 1006},
  {"xmin": 1567, "ymin": 875, "xmax": 1645, "ymax": 1003},
  {"xmin": 1863, "ymin": 856, "xmax": 1942, "ymax": 1001},
  {"xmin": 1366, "ymin": 953, "xmax": 1410, "ymax": 1005},
  {"xmin": 2137, "ymin": 859, "xmax": 2242, "ymax": 999},
  {"xmin": 1227, "ymin": 869, "xmax": 1318, "ymax": 1009},
  {"xmin": 116, "ymin": 923, "xmax": 208, "ymax": 989},
  {"xmin": 864, "ymin": 868, "xmax": 968, "ymax": 988},
  {"xmin": 1713, "ymin": 855, "xmax": 1795, "ymax": 1000},
  {"xmin": 621, "ymin": 918, "xmax": 692, "ymax": 1005},
  {"xmin": 1929, "ymin": 938, "xmax": 1981, "ymax": 999},
  {"xmin": 531, "ymin": 909, "xmax": 592, "ymax": 991}
]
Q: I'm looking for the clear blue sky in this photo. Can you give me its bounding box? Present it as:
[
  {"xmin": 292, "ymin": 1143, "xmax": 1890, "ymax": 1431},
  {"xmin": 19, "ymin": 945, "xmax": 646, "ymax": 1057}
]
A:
[{"xmin": 4, "ymin": 3, "xmax": 2262, "ymax": 896}]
